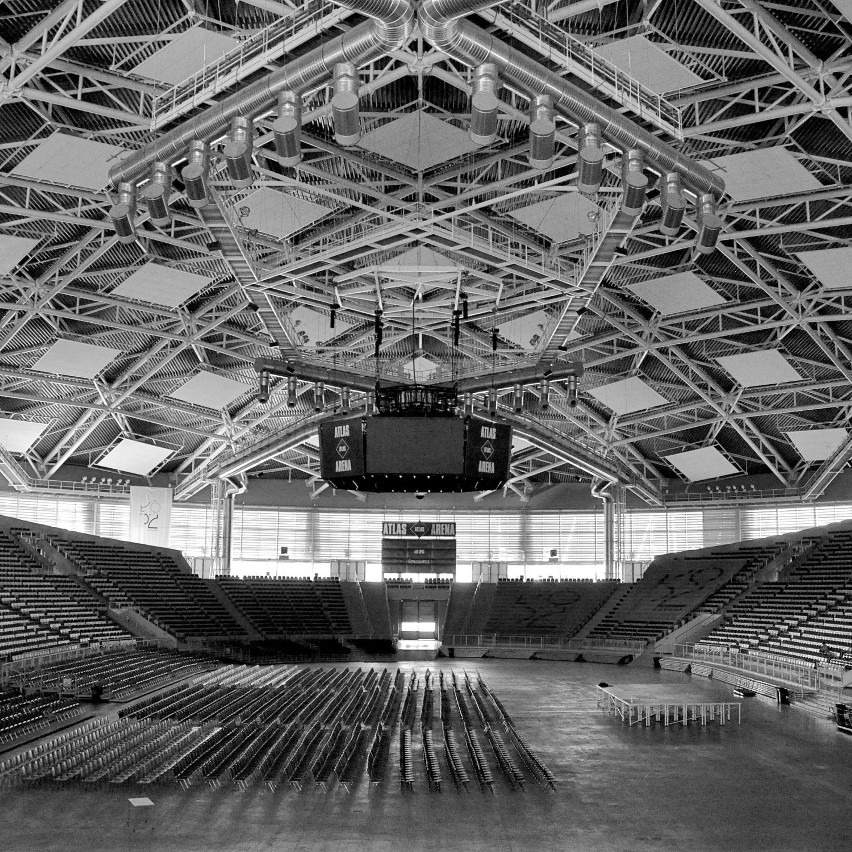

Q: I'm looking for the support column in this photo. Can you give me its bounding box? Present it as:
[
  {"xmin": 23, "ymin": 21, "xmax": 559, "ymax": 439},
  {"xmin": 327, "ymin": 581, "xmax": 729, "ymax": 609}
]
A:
[
  {"xmin": 592, "ymin": 479, "xmax": 621, "ymax": 580},
  {"xmin": 209, "ymin": 476, "xmax": 243, "ymax": 577}
]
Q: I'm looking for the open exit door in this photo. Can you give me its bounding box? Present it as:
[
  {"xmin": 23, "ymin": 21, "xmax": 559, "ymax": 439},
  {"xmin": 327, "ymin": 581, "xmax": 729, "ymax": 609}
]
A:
[{"xmin": 399, "ymin": 600, "xmax": 436, "ymax": 640}]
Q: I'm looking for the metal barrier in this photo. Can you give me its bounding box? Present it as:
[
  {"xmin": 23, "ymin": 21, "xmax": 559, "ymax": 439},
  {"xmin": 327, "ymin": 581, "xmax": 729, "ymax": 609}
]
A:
[{"xmin": 445, "ymin": 634, "xmax": 646, "ymax": 652}]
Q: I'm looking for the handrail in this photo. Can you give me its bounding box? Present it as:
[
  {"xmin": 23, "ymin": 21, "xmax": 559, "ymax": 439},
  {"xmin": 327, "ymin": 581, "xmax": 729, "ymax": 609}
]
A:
[{"xmin": 445, "ymin": 634, "xmax": 646, "ymax": 652}]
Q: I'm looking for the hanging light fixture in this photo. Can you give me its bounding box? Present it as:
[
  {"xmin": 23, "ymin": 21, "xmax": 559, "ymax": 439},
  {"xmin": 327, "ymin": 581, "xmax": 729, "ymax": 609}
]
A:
[
  {"xmin": 469, "ymin": 63, "xmax": 501, "ymax": 146},
  {"xmin": 140, "ymin": 161, "xmax": 171, "ymax": 226},
  {"xmin": 273, "ymin": 91, "xmax": 302, "ymax": 166},
  {"xmin": 181, "ymin": 140, "xmax": 210, "ymax": 208},
  {"xmin": 109, "ymin": 182, "xmax": 137, "ymax": 244},
  {"xmin": 224, "ymin": 116, "xmax": 254, "ymax": 188},
  {"xmin": 528, "ymin": 94, "xmax": 555, "ymax": 170}
]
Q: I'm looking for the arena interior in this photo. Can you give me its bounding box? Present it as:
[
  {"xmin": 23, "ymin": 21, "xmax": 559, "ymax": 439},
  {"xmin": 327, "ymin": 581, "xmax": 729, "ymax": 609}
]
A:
[{"xmin": 1, "ymin": 0, "xmax": 852, "ymax": 849}]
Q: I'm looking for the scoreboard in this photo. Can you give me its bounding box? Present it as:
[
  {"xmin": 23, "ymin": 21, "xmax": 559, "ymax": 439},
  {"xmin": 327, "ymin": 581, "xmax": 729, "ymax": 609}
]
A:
[{"xmin": 381, "ymin": 521, "xmax": 456, "ymax": 575}]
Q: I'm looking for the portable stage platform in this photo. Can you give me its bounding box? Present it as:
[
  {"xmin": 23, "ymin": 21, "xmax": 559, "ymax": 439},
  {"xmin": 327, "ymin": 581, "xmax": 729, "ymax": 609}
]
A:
[{"xmin": 596, "ymin": 684, "xmax": 742, "ymax": 727}]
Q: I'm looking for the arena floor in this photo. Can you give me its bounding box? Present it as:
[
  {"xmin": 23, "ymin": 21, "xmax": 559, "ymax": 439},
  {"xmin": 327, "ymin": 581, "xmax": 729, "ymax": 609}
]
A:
[{"xmin": 1, "ymin": 658, "xmax": 849, "ymax": 852}]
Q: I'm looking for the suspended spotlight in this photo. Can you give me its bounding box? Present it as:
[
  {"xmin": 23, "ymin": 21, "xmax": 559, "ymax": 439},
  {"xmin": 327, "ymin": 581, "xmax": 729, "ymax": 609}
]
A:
[
  {"xmin": 314, "ymin": 381, "xmax": 325, "ymax": 412},
  {"xmin": 332, "ymin": 62, "xmax": 361, "ymax": 146},
  {"xmin": 461, "ymin": 292, "xmax": 469, "ymax": 319},
  {"xmin": 621, "ymin": 149, "xmax": 648, "ymax": 217},
  {"xmin": 488, "ymin": 387, "xmax": 498, "ymax": 413},
  {"xmin": 286, "ymin": 375, "xmax": 297, "ymax": 407},
  {"xmin": 540, "ymin": 378, "xmax": 550, "ymax": 411},
  {"xmin": 469, "ymin": 63, "xmax": 501, "ymax": 146},
  {"xmin": 341, "ymin": 386, "xmax": 351, "ymax": 413},
  {"xmin": 577, "ymin": 122, "xmax": 603, "ymax": 195},
  {"xmin": 109, "ymin": 182, "xmax": 137, "ymax": 244},
  {"xmin": 696, "ymin": 193, "xmax": 723, "ymax": 254},
  {"xmin": 567, "ymin": 374, "xmax": 579, "ymax": 408},
  {"xmin": 528, "ymin": 93, "xmax": 555, "ymax": 170},
  {"xmin": 463, "ymin": 392, "xmax": 473, "ymax": 415},
  {"xmin": 366, "ymin": 390, "xmax": 375, "ymax": 413},
  {"xmin": 140, "ymin": 161, "xmax": 171, "ymax": 226},
  {"xmin": 224, "ymin": 115, "xmax": 254, "ymax": 188},
  {"xmin": 273, "ymin": 90, "xmax": 302, "ymax": 165},
  {"xmin": 492, "ymin": 328, "xmax": 499, "ymax": 352},
  {"xmin": 258, "ymin": 369, "xmax": 270, "ymax": 404},
  {"xmin": 659, "ymin": 172, "xmax": 686, "ymax": 236},
  {"xmin": 513, "ymin": 382, "xmax": 523, "ymax": 413},
  {"xmin": 182, "ymin": 140, "xmax": 210, "ymax": 208},
  {"xmin": 329, "ymin": 305, "xmax": 336, "ymax": 329},
  {"xmin": 453, "ymin": 309, "xmax": 461, "ymax": 346}
]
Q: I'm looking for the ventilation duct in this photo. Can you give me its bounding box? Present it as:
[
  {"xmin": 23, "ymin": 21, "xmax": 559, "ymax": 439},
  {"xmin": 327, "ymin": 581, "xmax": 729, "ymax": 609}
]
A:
[
  {"xmin": 469, "ymin": 63, "xmax": 501, "ymax": 146},
  {"xmin": 109, "ymin": 0, "xmax": 414, "ymax": 187},
  {"xmin": 659, "ymin": 172, "xmax": 686, "ymax": 236},
  {"xmin": 528, "ymin": 93, "xmax": 555, "ymax": 170},
  {"xmin": 513, "ymin": 382, "xmax": 523, "ymax": 412},
  {"xmin": 314, "ymin": 381, "xmax": 325, "ymax": 411},
  {"xmin": 140, "ymin": 161, "xmax": 171, "ymax": 226},
  {"xmin": 181, "ymin": 141, "xmax": 210, "ymax": 209},
  {"xmin": 419, "ymin": 0, "xmax": 724, "ymax": 200},
  {"xmin": 566, "ymin": 374, "xmax": 578, "ymax": 408},
  {"xmin": 224, "ymin": 116, "xmax": 254, "ymax": 188},
  {"xmin": 621, "ymin": 149, "xmax": 648, "ymax": 217},
  {"xmin": 109, "ymin": 182, "xmax": 136, "ymax": 244},
  {"xmin": 696, "ymin": 193, "xmax": 723, "ymax": 254},
  {"xmin": 577, "ymin": 122, "xmax": 603, "ymax": 195},
  {"xmin": 273, "ymin": 90, "xmax": 302, "ymax": 165},
  {"xmin": 287, "ymin": 375, "xmax": 297, "ymax": 407},
  {"xmin": 341, "ymin": 386, "xmax": 351, "ymax": 413},
  {"xmin": 332, "ymin": 62, "xmax": 361, "ymax": 146},
  {"xmin": 258, "ymin": 369, "xmax": 270, "ymax": 404},
  {"xmin": 539, "ymin": 378, "xmax": 550, "ymax": 411}
]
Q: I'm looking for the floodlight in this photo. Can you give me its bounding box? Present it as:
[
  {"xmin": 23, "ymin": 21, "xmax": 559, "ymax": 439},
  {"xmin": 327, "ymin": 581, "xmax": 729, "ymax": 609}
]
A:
[
  {"xmin": 273, "ymin": 90, "xmax": 302, "ymax": 166},
  {"xmin": 223, "ymin": 116, "xmax": 254, "ymax": 188},
  {"xmin": 109, "ymin": 182, "xmax": 137, "ymax": 244},
  {"xmin": 528, "ymin": 94, "xmax": 555, "ymax": 170},
  {"xmin": 181, "ymin": 140, "xmax": 210, "ymax": 208},
  {"xmin": 332, "ymin": 63, "xmax": 361, "ymax": 146},
  {"xmin": 577, "ymin": 122, "xmax": 603, "ymax": 195},
  {"xmin": 469, "ymin": 63, "xmax": 501, "ymax": 146},
  {"xmin": 140, "ymin": 161, "xmax": 171, "ymax": 225}
]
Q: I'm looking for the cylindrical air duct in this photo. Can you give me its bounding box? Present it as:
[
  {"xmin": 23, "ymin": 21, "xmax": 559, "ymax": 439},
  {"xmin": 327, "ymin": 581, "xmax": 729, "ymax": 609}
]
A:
[
  {"xmin": 621, "ymin": 148, "xmax": 648, "ymax": 217},
  {"xmin": 696, "ymin": 193, "xmax": 723, "ymax": 254},
  {"xmin": 469, "ymin": 63, "xmax": 501, "ymax": 146},
  {"xmin": 332, "ymin": 62, "xmax": 361, "ymax": 147},
  {"xmin": 314, "ymin": 381, "xmax": 325, "ymax": 411},
  {"xmin": 287, "ymin": 375, "xmax": 297, "ymax": 407},
  {"xmin": 660, "ymin": 172, "xmax": 686, "ymax": 236},
  {"xmin": 140, "ymin": 161, "xmax": 171, "ymax": 226},
  {"xmin": 528, "ymin": 93, "xmax": 555, "ymax": 170},
  {"xmin": 181, "ymin": 141, "xmax": 210, "ymax": 209},
  {"xmin": 109, "ymin": 182, "xmax": 137, "ymax": 244},
  {"xmin": 341, "ymin": 386, "xmax": 351, "ymax": 413},
  {"xmin": 224, "ymin": 116, "xmax": 254, "ymax": 188},
  {"xmin": 566, "ymin": 374, "xmax": 578, "ymax": 408},
  {"xmin": 540, "ymin": 378, "xmax": 550, "ymax": 411},
  {"xmin": 258, "ymin": 370, "xmax": 270, "ymax": 404},
  {"xmin": 273, "ymin": 90, "xmax": 302, "ymax": 166},
  {"xmin": 488, "ymin": 387, "xmax": 498, "ymax": 413},
  {"xmin": 513, "ymin": 382, "xmax": 523, "ymax": 412},
  {"xmin": 577, "ymin": 122, "xmax": 604, "ymax": 195}
]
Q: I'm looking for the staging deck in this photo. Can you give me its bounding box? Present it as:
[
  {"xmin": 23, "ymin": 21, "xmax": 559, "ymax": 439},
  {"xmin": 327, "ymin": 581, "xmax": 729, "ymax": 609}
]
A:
[{"xmin": 596, "ymin": 683, "xmax": 742, "ymax": 727}]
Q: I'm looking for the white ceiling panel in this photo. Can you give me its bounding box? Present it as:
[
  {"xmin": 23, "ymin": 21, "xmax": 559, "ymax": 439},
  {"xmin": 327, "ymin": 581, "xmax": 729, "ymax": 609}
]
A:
[
  {"xmin": 12, "ymin": 133, "xmax": 126, "ymax": 190},
  {"xmin": 786, "ymin": 428, "xmax": 848, "ymax": 462},
  {"xmin": 359, "ymin": 111, "xmax": 479, "ymax": 170},
  {"xmin": 594, "ymin": 35, "xmax": 703, "ymax": 93},
  {"xmin": 796, "ymin": 247, "xmax": 852, "ymax": 291},
  {"xmin": 501, "ymin": 310, "xmax": 550, "ymax": 350},
  {"xmin": 290, "ymin": 305, "xmax": 353, "ymax": 348},
  {"xmin": 133, "ymin": 27, "xmax": 239, "ymax": 85},
  {"xmin": 112, "ymin": 262, "xmax": 212, "ymax": 308},
  {"xmin": 588, "ymin": 376, "xmax": 668, "ymax": 415},
  {"xmin": 708, "ymin": 148, "xmax": 820, "ymax": 201},
  {"xmin": 32, "ymin": 340, "xmax": 121, "ymax": 379},
  {"xmin": 628, "ymin": 271, "xmax": 726, "ymax": 315},
  {"xmin": 402, "ymin": 355, "xmax": 438, "ymax": 380},
  {"xmin": 507, "ymin": 193, "xmax": 600, "ymax": 243},
  {"xmin": 716, "ymin": 350, "xmax": 802, "ymax": 387},
  {"xmin": 170, "ymin": 371, "xmax": 252, "ymax": 410},
  {"xmin": 239, "ymin": 188, "xmax": 331, "ymax": 239},
  {"xmin": 0, "ymin": 234, "xmax": 40, "ymax": 276},
  {"xmin": 664, "ymin": 446, "xmax": 739, "ymax": 481},
  {"xmin": 99, "ymin": 439, "xmax": 172, "ymax": 476},
  {"xmin": 379, "ymin": 246, "xmax": 458, "ymax": 278},
  {"xmin": 0, "ymin": 417, "xmax": 49, "ymax": 453}
]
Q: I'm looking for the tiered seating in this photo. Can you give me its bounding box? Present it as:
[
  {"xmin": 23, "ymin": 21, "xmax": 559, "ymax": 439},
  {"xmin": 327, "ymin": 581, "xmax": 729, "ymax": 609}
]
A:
[
  {"xmin": 0, "ymin": 691, "xmax": 84, "ymax": 743},
  {"xmin": 588, "ymin": 541, "xmax": 784, "ymax": 644},
  {"xmin": 53, "ymin": 538, "xmax": 246, "ymax": 640},
  {"xmin": 481, "ymin": 580, "xmax": 619, "ymax": 637},
  {"xmin": 0, "ymin": 601, "xmax": 70, "ymax": 660},
  {"xmin": 700, "ymin": 528, "xmax": 852, "ymax": 666}
]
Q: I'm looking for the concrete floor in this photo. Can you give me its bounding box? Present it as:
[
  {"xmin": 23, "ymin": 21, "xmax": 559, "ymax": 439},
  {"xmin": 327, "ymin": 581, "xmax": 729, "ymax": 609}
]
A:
[{"xmin": 0, "ymin": 659, "xmax": 849, "ymax": 852}]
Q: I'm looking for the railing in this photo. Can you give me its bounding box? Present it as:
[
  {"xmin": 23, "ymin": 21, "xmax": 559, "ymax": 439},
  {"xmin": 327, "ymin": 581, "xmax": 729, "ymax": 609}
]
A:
[
  {"xmin": 672, "ymin": 643, "xmax": 840, "ymax": 692},
  {"xmin": 484, "ymin": 3, "xmax": 683, "ymax": 140},
  {"xmin": 662, "ymin": 487, "xmax": 804, "ymax": 506},
  {"xmin": 445, "ymin": 634, "xmax": 646, "ymax": 652},
  {"xmin": 149, "ymin": 2, "xmax": 353, "ymax": 129}
]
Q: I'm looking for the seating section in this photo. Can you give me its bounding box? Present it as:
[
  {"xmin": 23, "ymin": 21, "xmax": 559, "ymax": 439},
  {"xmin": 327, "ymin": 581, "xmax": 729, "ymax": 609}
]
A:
[
  {"xmin": 481, "ymin": 580, "xmax": 619, "ymax": 637},
  {"xmin": 588, "ymin": 541, "xmax": 785, "ymax": 644},
  {"xmin": 0, "ymin": 691, "xmax": 85, "ymax": 744},
  {"xmin": 699, "ymin": 528, "xmax": 852, "ymax": 667},
  {"xmin": 52, "ymin": 538, "xmax": 247, "ymax": 640},
  {"xmin": 14, "ymin": 650, "xmax": 215, "ymax": 701}
]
